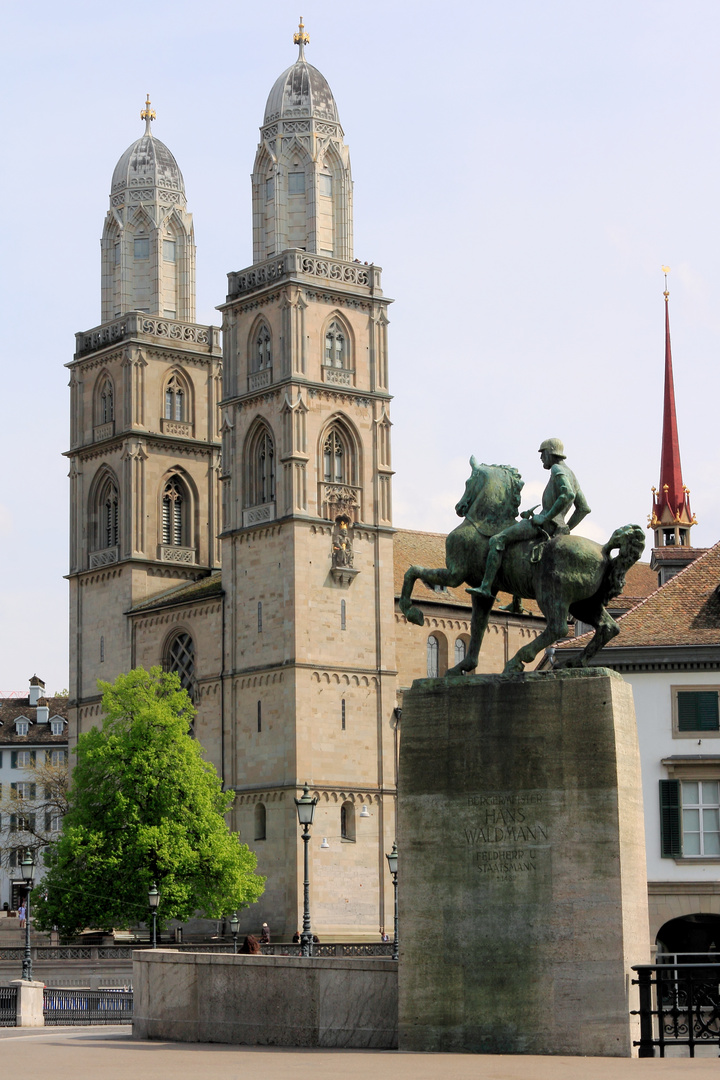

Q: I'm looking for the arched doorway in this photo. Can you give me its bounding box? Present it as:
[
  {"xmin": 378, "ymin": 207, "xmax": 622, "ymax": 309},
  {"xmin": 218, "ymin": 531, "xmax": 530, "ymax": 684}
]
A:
[{"xmin": 656, "ymin": 914, "xmax": 720, "ymax": 962}]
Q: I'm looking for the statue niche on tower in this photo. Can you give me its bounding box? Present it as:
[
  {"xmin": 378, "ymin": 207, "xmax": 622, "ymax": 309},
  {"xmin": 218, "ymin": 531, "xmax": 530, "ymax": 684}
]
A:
[
  {"xmin": 399, "ymin": 438, "xmax": 644, "ymax": 674},
  {"xmin": 330, "ymin": 514, "xmax": 359, "ymax": 586}
]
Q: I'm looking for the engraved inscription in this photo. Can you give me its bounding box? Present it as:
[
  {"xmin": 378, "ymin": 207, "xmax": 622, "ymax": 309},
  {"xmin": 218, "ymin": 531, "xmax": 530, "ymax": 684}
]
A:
[{"xmin": 463, "ymin": 792, "xmax": 549, "ymax": 877}]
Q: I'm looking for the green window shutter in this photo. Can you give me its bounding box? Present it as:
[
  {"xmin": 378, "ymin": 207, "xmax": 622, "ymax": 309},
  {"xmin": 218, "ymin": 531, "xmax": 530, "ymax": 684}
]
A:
[
  {"xmin": 660, "ymin": 779, "xmax": 682, "ymax": 857},
  {"xmin": 45, "ymin": 813, "xmax": 51, "ymax": 832},
  {"xmin": 30, "ymin": 784, "xmax": 36, "ymax": 800},
  {"xmin": 30, "ymin": 751, "xmax": 36, "ymax": 766},
  {"xmin": 9, "ymin": 815, "xmax": 16, "ymax": 833},
  {"xmin": 10, "ymin": 751, "xmax": 17, "ymax": 768},
  {"xmin": 678, "ymin": 691, "xmax": 720, "ymax": 731},
  {"xmin": 28, "ymin": 815, "xmax": 36, "ymax": 831},
  {"xmin": 45, "ymin": 750, "xmax": 51, "ymax": 765},
  {"xmin": 10, "ymin": 782, "xmax": 16, "ymax": 794}
]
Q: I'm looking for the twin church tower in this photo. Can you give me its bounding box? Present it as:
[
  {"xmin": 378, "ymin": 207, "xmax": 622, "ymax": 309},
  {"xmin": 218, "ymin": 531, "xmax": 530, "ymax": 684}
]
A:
[{"xmin": 67, "ymin": 24, "xmax": 398, "ymax": 937}]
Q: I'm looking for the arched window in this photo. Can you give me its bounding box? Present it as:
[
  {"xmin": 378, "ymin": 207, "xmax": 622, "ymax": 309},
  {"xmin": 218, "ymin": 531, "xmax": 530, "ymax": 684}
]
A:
[
  {"xmin": 253, "ymin": 323, "xmax": 272, "ymax": 372},
  {"xmin": 162, "ymin": 478, "xmax": 185, "ymax": 546},
  {"xmin": 166, "ymin": 631, "xmax": 195, "ymax": 695},
  {"xmin": 324, "ymin": 320, "xmax": 347, "ymax": 368},
  {"xmin": 257, "ymin": 700, "xmax": 262, "ymax": 731},
  {"xmin": 427, "ymin": 636, "xmax": 439, "ymax": 678},
  {"xmin": 454, "ymin": 638, "xmax": 467, "ymax": 666},
  {"xmin": 340, "ymin": 801, "xmax": 356, "ymax": 841},
  {"xmin": 164, "ymin": 374, "xmax": 185, "ymax": 421},
  {"xmin": 99, "ymin": 378, "xmax": 114, "ymax": 424},
  {"xmin": 246, "ymin": 424, "xmax": 276, "ymax": 507},
  {"xmin": 93, "ymin": 473, "xmax": 119, "ymax": 551},
  {"xmin": 323, "ymin": 429, "xmax": 345, "ymax": 483},
  {"xmin": 254, "ymin": 802, "xmax": 266, "ymax": 841}
]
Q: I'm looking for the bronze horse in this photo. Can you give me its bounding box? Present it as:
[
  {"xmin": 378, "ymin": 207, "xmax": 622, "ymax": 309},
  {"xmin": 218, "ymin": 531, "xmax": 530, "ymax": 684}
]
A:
[{"xmin": 399, "ymin": 459, "xmax": 644, "ymax": 674}]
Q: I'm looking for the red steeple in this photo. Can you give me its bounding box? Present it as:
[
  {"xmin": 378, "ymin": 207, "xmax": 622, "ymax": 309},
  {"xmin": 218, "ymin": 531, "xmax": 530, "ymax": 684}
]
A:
[{"xmin": 649, "ymin": 270, "xmax": 695, "ymax": 547}]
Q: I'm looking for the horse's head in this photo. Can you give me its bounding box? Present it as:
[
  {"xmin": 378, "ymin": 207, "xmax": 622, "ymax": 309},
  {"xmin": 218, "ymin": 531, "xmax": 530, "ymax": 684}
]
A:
[{"xmin": 455, "ymin": 457, "xmax": 524, "ymax": 529}]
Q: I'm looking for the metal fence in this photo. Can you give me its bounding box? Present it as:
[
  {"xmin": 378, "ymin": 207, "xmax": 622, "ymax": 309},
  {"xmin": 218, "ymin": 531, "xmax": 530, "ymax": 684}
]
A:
[
  {"xmin": 632, "ymin": 963, "xmax": 720, "ymax": 1057},
  {"xmin": 0, "ymin": 941, "xmax": 395, "ymax": 962},
  {"xmin": 43, "ymin": 988, "xmax": 133, "ymax": 1025},
  {"xmin": 0, "ymin": 986, "xmax": 18, "ymax": 1027}
]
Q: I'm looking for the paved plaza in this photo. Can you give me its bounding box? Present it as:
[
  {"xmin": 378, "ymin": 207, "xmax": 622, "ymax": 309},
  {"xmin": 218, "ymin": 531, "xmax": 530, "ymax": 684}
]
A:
[{"xmin": 0, "ymin": 1027, "xmax": 718, "ymax": 1079}]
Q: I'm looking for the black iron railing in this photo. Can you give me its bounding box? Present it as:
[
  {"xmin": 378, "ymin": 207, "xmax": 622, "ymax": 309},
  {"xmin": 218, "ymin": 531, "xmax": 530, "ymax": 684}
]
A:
[
  {"xmin": 0, "ymin": 941, "xmax": 396, "ymax": 964},
  {"xmin": 43, "ymin": 988, "xmax": 133, "ymax": 1025},
  {"xmin": 632, "ymin": 963, "xmax": 720, "ymax": 1057},
  {"xmin": 0, "ymin": 986, "xmax": 18, "ymax": 1027}
]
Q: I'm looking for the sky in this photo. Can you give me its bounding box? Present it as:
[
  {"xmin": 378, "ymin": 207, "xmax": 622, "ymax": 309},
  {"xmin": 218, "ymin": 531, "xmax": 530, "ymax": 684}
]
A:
[{"xmin": 2, "ymin": 0, "xmax": 720, "ymax": 695}]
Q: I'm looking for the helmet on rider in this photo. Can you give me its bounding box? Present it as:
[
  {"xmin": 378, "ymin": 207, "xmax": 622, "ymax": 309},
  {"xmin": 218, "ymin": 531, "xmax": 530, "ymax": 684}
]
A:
[{"xmin": 538, "ymin": 438, "xmax": 566, "ymax": 459}]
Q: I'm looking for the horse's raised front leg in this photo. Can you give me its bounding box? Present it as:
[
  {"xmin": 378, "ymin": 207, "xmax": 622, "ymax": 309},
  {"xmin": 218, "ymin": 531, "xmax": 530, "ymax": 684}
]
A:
[
  {"xmin": 446, "ymin": 592, "xmax": 494, "ymax": 675},
  {"xmin": 399, "ymin": 565, "xmax": 467, "ymax": 627},
  {"xmin": 562, "ymin": 605, "xmax": 619, "ymax": 668}
]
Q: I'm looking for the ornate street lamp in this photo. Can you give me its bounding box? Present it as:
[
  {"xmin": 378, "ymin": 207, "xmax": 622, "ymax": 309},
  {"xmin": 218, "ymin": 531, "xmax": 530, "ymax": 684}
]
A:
[
  {"xmin": 148, "ymin": 882, "xmax": 160, "ymax": 949},
  {"xmin": 230, "ymin": 912, "xmax": 239, "ymax": 954},
  {"xmin": 20, "ymin": 850, "xmax": 35, "ymax": 981},
  {"xmin": 385, "ymin": 841, "xmax": 398, "ymax": 961},
  {"xmin": 294, "ymin": 782, "xmax": 318, "ymax": 957}
]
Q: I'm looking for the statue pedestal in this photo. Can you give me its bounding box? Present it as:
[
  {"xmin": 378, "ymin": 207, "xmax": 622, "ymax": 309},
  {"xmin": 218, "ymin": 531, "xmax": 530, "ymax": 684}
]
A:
[{"xmin": 397, "ymin": 669, "xmax": 649, "ymax": 1057}]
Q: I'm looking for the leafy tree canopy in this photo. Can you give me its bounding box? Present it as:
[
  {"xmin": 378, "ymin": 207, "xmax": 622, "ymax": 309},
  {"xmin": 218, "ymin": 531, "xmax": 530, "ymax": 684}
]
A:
[{"xmin": 33, "ymin": 668, "xmax": 264, "ymax": 937}]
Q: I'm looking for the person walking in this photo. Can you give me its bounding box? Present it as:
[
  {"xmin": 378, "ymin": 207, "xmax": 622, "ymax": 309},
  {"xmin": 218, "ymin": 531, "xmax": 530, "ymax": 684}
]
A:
[
  {"xmin": 260, "ymin": 922, "xmax": 270, "ymax": 943},
  {"xmin": 17, "ymin": 902, "xmax": 26, "ymax": 929}
]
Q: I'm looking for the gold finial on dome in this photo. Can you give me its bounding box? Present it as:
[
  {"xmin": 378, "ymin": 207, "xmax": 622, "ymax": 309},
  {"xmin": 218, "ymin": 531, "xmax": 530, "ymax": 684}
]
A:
[
  {"xmin": 662, "ymin": 264, "xmax": 670, "ymax": 300},
  {"xmin": 141, "ymin": 94, "xmax": 156, "ymax": 136},
  {"xmin": 294, "ymin": 16, "xmax": 310, "ymax": 59}
]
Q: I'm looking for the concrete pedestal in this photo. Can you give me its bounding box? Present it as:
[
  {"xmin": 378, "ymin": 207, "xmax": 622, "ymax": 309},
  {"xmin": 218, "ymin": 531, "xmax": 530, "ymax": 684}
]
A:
[
  {"xmin": 397, "ymin": 669, "xmax": 649, "ymax": 1057},
  {"xmin": 12, "ymin": 980, "xmax": 45, "ymax": 1026}
]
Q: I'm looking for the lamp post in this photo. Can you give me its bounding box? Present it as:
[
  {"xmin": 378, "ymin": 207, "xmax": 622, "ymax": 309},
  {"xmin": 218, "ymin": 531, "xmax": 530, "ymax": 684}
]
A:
[
  {"xmin": 294, "ymin": 782, "xmax": 318, "ymax": 957},
  {"xmin": 230, "ymin": 913, "xmax": 239, "ymax": 954},
  {"xmin": 386, "ymin": 841, "xmax": 398, "ymax": 961},
  {"xmin": 20, "ymin": 850, "xmax": 35, "ymax": 981},
  {"xmin": 148, "ymin": 882, "xmax": 160, "ymax": 949}
]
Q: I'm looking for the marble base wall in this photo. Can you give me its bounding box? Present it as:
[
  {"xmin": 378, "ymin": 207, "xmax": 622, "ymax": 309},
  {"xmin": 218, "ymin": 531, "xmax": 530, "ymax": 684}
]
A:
[
  {"xmin": 132, "ymin": 950, "xmax": 397, "ymax": 1048},
  {"xmin": 397, "ymin": 669, "xmax": 649, "ymax": 1057}
]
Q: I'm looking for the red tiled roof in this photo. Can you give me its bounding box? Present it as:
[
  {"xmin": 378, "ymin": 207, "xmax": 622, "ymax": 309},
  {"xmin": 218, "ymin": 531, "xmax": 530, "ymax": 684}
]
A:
[{"xmin": 558, "ymin": 539, "xmax": 720, "ymax": 650}]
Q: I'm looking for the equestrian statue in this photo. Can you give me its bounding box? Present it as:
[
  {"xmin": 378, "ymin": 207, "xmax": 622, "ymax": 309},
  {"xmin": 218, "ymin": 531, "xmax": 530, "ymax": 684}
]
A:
[{"xmin": 399, "ymin": 439, "xmax": 644, "ymax": 674}]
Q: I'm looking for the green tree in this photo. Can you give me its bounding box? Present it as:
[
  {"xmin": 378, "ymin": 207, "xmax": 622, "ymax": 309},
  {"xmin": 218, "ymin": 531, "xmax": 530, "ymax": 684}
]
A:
[{"xmin": 33, "ymin": 667, "xmax": 264, "ymax": 937}]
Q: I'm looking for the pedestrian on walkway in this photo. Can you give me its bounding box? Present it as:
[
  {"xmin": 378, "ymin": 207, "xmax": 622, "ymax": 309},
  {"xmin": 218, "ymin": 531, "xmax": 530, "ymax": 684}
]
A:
[
  {"xmin": 260, "ymin": 922, "xmax": 270, "ymax": 943},
  {"xmin": 18, "ymin": 902, "xmax": 26, "ymax": 929}
]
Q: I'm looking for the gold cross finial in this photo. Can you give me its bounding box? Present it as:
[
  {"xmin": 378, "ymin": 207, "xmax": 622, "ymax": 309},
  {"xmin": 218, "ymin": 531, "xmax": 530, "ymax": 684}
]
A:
[
  {"xmin": 293, "ymin": 16, "xmax": 310, "ymax": 59},
  {"xmin": 141, "ymin": 94, "xmax": 156, "ymax": 135},
  {"xmin": 662, "ymin": 264, "xmax": 670, "ymax": 300}
]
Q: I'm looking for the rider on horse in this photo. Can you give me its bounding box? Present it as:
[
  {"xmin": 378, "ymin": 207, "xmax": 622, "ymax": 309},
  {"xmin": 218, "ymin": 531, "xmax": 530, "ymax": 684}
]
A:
[{"xmin": 470, "ymin": 438, "xmax": 591, "ymax": 601}]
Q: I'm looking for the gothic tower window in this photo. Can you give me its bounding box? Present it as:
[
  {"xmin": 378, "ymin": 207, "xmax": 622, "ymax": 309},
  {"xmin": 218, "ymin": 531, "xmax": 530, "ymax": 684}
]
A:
[
  {"xmin": 324, "ymin": 321, "xmax": 346, "ymax": 368},
  {"xmin": 99, "ymin": 378, "xmax": 114, "ymax": 424},
  {"xmin": 246, "ymin": 423, "xmax": 276, "ymax": 506},
  {"xmin": 253, "ymin": 323, "xmax": 272, "ymax": 372},
  {"xmin": 91, "ymin": 472, "xmax": 120, "ymax": 552},
  {"xmin": 324, "ymin": 429, "xmax": 345, "ymax": 483},
  {"xmin": 162, "ymin": 477, "xmax": 186, "ymax": 546},
  {"xmin": 165, "ymin": 630, "xmax": 195, "ymax": 697},
  {"xmin": 164, "ymin": 374, "xmax": 185, "ymax": 421}
]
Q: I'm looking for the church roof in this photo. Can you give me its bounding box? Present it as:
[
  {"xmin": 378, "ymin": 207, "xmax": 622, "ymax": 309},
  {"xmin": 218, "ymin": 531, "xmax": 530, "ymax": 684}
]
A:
[
  {"xmin": 128, "ymin": 572, "xmax": 223, "ymax": 615},
  {"xmin": 557, "ymin": 540, "xmax": 720, "ymax": 651},
  {"xmin": 264, "ymin": 59, "xmax": 339, "ymax": 125},
  {"xmin": 111, "ymin": 133, "xmax": 185, "ymax": 194}
]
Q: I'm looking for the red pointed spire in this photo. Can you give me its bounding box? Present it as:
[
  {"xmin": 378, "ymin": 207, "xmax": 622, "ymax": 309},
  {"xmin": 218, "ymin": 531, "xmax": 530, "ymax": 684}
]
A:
[{"xmin": 650, "ymin": 270, "xmax": 695, "ymax": 545}]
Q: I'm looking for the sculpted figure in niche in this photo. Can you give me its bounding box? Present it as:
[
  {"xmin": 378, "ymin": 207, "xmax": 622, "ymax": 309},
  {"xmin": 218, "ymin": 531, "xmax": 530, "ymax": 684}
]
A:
[
  {"xmin": 332, "ymin": 515, "xmax": 354, "ymax": 568},
  {"xmin": 399, "ymin": 439, "xmax": 644, "ymax": 674}
]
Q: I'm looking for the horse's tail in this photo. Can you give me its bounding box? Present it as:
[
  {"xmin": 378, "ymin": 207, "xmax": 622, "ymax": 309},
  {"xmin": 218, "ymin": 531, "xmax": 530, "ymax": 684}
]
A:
[{"xmin": 599, "ymin": 524, "xmax": 645, "ymax": 604}]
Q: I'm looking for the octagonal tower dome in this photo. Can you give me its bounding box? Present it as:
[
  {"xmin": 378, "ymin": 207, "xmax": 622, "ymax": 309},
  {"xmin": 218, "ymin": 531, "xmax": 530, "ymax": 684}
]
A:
[
  {"xmin": 252, "ymin": 21, "xmax": 353, "ymax": 264},
  {"xmin": 101, "ymin": 97, "xmax": 195, "ymax": 323}
]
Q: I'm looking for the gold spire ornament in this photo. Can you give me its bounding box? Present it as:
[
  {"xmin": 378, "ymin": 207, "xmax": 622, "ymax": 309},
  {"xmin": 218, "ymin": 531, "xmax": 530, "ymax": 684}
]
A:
[
  {"xmin": 662, "ymin": 264, "xmax": 670, "ymax": 299},
  {"xmin": 294, "ymin": 16, "xmax": 310, "ymax": 59},
  {"xmin": 141, "ymin": 94, "xmax": 156, "ymax": 135}
]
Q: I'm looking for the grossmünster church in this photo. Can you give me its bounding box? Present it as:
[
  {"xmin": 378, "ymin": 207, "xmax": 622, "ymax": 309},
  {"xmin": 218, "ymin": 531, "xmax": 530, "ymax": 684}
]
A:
[{"xmin": 66, "ymin": 23, "xmax": 543, "ymax": 937}]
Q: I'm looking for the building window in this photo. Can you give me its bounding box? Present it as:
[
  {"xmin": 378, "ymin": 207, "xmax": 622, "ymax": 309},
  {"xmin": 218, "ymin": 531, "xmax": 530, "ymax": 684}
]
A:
[
  {"xmin": 247, "ymin": 426, "xmax": 275, "ymax": 506},
  {"xmin": 253, "ymin": 323, "xmax": 272, "ymax": 371},
  {"xmin": 48, "ymin": 749, "xmax": 67, "ymax": 767},
  {"xmin": 673, "ymin": 688, "xmax": 720, "ymax": 735},
  {"xmin": 47, "ymin": 814, "xmax": 62, "ymax": 833},
  {"xmin": 340, "ymin": 801, "xmax": 355, "ymax": 841},
  {"xmin": 341, "ymin": 699, "xmax": 346, "ymax": 731},
  {"xmin": 163, "ymin": 240, "xmax": 176, "ymax": 262},
  {"xmin": 164, "ymin": 374, "xmax": 186, "ymax": 421},
  {"xmin": 100, "ymin": 635, "xmax": 105, "ymax": 663},
  {"xmin": 162, "ymin": 478, "xmax": 185, "ymax": 546},
  {"xmin": 11, "ymin": 814, "xmax": 35, "ymax": 833},
  {"xmin": 99, "ymin": 378, "xmax": 114, "ymax": 423},
  {"xmin": 166, "ymin": 631, "xmax": 195, "ymax": 695},
  {"xmin": 661, "ymin": 778, "xmax": 720, "ymax": 858},
  {"xmin": 134, "ymin": 237, "xmax": 150, "ymax": 259},
  {"xmin": 340, "ymin": 599, "xmax": 346, "ymax": 631},
  {"xmin": 50, "ymin": 719, "xmax": 64, "ymax": 735},
  {"xmin": 102, "ymin": 483, "xmax": 119, "ymax": 549},
  {"xmin": 265, "ymin": 177, "xmax": 274, "ymax": 200},
  {"xmin": 323, "ymin": 429, "xmax": 345, "ymax": 483},
  {"xmin": 14, "ymin": 721, "xmax": 28, "ymax": 737},
  {"xmin": 257, "ymin": 700, "xmax": 262, "ymax": 732},
  {"xmin": 163, "ymin": 309, "xmax": 176, "ymax": 319},
  {"xmin": 427, "ymin": 636, "xmax": 439, "ymax": 678},
  {"xmin": 254, "ymin": 802, "xmax": 266, "ymax": 841},
  {"xmin": 324, "ymin": 321, "xmax": 346, "ymax": 368},
  {"xmin": 16, "ymin": 751, "xmax": 34, "ymax": 768},
  {"xmin": 319, "ymin": 174, "xmax": 332, "ymax": 197},
  {"xmin": 257, "ymin": 602, "xmax": 263, "ymax": 633},
  {"xmin": 454, "ymin": 638, "xmax": 467, "ymax": 666},
  {"xmin": 288, "ymin": 171, "xmax": 305, "ymax": 195},
  {"xmin": 12, "ymin": 781, "xmax": 35, "ymax": 800}
]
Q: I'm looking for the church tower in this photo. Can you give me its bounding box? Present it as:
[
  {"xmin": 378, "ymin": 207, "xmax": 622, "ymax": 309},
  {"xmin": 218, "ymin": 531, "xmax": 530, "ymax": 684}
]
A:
[
  {"xmin": 67, "ymin": 100, "xmax": 222, "ymax": 738},
  {"xmin": 220, "ymin": 22, "xmax": 397, "ymax": 938},
  {"xmin": 649, "ymin": 270, "xmax": 698, "ymax": 585}
]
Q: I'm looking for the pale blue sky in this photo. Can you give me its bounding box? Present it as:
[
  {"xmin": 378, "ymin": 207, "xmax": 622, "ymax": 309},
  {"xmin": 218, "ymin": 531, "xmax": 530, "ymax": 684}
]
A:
[{"xmin": 2, "ymin": 0, "xmax": 719, "ymax": 693}]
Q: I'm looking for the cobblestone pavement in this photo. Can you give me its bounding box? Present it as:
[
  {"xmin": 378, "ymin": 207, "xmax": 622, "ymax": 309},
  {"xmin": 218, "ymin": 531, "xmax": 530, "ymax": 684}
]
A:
[{"xmin": 0, "ymin": 1027, "xmax": 718, "ymax": 1079}]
